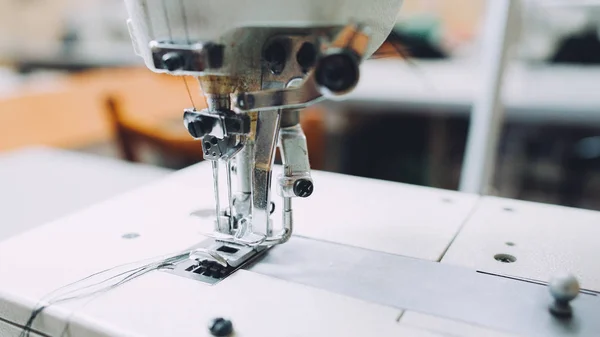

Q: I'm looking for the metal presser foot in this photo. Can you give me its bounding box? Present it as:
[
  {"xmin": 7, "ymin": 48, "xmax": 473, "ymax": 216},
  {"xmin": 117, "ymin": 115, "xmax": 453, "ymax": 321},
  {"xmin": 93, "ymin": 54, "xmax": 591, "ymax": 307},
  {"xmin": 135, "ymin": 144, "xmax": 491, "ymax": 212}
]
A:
[{"xmin": 160, "ymin": 23, "xmax": 371, "ymax": 284}]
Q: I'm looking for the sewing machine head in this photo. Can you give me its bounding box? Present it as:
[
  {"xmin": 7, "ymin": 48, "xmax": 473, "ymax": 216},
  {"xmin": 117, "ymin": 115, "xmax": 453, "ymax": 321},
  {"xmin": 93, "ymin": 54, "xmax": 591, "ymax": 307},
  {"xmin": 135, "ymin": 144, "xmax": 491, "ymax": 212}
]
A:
[{"xmin": 123, "ymin": 0, "xmax": 402, "ymax": 270}]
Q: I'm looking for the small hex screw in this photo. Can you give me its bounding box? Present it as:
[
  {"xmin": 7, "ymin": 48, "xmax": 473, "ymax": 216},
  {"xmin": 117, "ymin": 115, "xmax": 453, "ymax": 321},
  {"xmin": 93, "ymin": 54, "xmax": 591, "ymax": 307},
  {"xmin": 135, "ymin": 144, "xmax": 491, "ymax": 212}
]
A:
[{"xmin": 208, "ymin": 317, "xmax": 233, "ymax": 337}]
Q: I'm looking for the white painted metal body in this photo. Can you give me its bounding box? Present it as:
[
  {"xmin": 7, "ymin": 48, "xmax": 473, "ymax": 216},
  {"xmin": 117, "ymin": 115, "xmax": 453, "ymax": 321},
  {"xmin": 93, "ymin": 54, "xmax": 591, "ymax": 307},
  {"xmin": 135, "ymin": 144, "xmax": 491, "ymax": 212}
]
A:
[
  {"xmin": 124, "ymin": 0, "xmax": 403, "ymax": 75},
  {"xmin": 1, "ymin": 162, "xmax": 600, "ymax": 336}
]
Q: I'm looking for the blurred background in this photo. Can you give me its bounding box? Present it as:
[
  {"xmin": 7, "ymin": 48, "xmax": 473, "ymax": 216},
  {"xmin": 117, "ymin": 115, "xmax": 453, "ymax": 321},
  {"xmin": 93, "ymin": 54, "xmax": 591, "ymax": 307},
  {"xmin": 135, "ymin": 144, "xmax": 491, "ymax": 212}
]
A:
[{"xmin": 1, "ymin": 0, "xmax": 600, "ymax": 210}]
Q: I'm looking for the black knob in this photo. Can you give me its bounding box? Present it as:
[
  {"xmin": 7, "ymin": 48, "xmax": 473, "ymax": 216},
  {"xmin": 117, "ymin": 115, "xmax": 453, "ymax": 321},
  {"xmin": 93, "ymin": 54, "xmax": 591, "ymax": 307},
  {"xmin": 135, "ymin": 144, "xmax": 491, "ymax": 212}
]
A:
[
  {"xmin": 161, "ymin": 52, "xmax": 184, "ymax": 71},
  {"xmin": 293, "ymin": 179, "xmax": 314, "ymax": 198},
  {"xmin": 186, "ymin": 116, "xmax": 212, "ymax": 139},
  {"xmin": 296, "ymin": 42, "xmax": 317, "ymax": 72},
  {"xmin": 208, "ymin": 317, "xmax": 233, "ymax": 337},
  {"xmin": 315, "ymin": 51, "xmax": 359, "ymax": 94},
  {"xmin": 263, "ymin": 40, "xmax": 287, "ymax": 75}
]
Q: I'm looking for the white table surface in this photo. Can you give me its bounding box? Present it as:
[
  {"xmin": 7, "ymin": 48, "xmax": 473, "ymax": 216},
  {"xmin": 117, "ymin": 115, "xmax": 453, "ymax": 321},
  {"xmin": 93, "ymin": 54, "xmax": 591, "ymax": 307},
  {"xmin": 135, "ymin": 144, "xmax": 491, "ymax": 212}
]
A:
[
  {"xmin": 1, "ymin": 156, "xmax": 599, "ymax": 336},
  {"xmin": 332, "ymin": 59, "xmax": 600, "ymax": 125},
  {"xmin": 0, "ymin": 159, "xmax": 479, "ymax": 337},
  {"xmin": 442, "ymin": 196, "xmax": 600, "ymax": 293},
  {"xmin": 0, "ymin": 147, "xmax": 170, "ymax": 241}
]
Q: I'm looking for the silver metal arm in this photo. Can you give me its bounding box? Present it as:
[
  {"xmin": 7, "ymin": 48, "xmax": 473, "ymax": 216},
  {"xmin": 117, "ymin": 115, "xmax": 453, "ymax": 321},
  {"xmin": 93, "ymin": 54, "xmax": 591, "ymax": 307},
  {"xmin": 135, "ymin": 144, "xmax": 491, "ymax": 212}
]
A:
[
  {"xmin": 236, "ymin": 73, "xmax": 324, "ymax": 112},
  {"xmin": 173, "ymin": 23, "xmax": 371, "ymax": 270},
  {"xmin": 250, "ymin": 109, "xmax": 282, "ymax": 237},
  {"xmin": 278, "ymin": 122, "xmax": 313, "ymax": 199},
  {"xmin": 272, "ymin": 118, "xmax": 314, "ymax": 244}
]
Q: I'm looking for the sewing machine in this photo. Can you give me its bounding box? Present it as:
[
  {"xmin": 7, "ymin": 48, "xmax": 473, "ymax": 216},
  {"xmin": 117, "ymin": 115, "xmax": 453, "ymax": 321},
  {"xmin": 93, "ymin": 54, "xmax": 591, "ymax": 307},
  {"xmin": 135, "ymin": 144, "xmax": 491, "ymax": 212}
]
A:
[{"xmin": 1, "ymin": 0, "xmax": 600, "ymax": 336}]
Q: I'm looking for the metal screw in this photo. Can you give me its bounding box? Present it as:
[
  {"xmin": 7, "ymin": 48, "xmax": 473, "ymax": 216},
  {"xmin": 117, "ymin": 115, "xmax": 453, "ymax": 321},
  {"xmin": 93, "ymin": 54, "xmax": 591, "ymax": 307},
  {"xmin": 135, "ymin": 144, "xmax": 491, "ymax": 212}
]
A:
[
  {"xmin": 293, "ymin": 179, "xmax": 314, "ymax": 198},
  {"xmin": 263, "ymin": 40, "xmax": 287, "ymax": 75},
  {"xmin": 296, "ymin": 42, "xmax": 317, "ymax": 72},
  {"xmin": 549, "ymin": 273, "xmax": 580, "ymax": 318},
  {"xmin": 186, "ymin": 116, "xmax": 212, "ymax": 139},
  {"xmin": 161, "ymin": 52, "xmax": 184, "ymax": 71},
  {"xmin": 315, "ymin": 51, "xmax": 359, "ymax": 94},
  {"xmin": 493, "ymin": 253, "xmax": 516, "ymax": 263},
  {"xmin": 208, "ymin": 317, "xmax": 233, "ymax": 337}
]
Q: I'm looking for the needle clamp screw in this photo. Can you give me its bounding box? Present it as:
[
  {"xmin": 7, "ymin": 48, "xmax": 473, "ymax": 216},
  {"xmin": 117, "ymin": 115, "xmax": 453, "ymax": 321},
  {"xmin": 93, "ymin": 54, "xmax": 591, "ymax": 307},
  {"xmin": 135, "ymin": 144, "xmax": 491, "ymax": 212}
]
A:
[
  {"xmin": 293, "ymin": 179, "xmax": 314, "ymax": 198},
  {"xmin": 161, "ymin": 52, "xmax": 184, "ymax": 71}
]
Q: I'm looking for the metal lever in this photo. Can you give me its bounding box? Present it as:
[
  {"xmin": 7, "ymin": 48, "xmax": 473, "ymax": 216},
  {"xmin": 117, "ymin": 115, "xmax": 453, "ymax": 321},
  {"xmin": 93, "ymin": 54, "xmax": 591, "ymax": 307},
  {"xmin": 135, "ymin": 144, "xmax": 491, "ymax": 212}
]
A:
[{"xmin": 189, "ymin": 248, "xmax": 229, "ymax": 267}]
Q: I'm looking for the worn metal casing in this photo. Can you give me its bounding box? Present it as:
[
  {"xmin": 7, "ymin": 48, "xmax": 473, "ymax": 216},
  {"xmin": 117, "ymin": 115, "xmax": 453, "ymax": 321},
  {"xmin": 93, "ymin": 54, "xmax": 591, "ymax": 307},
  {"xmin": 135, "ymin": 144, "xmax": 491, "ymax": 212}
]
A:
[{"xmin": 123, "ymin": 0, "xmax": 403, "ymax": 78}]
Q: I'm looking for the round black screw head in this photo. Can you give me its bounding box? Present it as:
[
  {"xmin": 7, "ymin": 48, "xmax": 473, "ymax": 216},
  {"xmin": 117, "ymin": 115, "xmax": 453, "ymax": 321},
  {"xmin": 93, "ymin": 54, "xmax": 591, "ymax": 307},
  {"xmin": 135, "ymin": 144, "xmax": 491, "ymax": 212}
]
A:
[
  {"xmin": 263, "ymin": 41, "xmax": 287, "ymax": 75},
  {"xmin": 208, "ymin": 317, "xmax": 233, "ymax": 337},
  {"xmin": 315, "ymin": 51, "xmax": 359, "ymax": 94},
  {"xmin": 187, "ymin": 123, "xmax": 200, "ymax": 138},
  {"xmin": 186, "ymin": 117, "xmax": 211, "ymax": 138},
  {"xmin": 293, "ymin": 179, "xmax": 314, "ymax": 198},
  {"xmin": 161, "ymin": 52, "xmax": 184, "ymax": 71},
  {"xmin": 296, "ymin": 42, "xmax": 317, "ymax": 72}
]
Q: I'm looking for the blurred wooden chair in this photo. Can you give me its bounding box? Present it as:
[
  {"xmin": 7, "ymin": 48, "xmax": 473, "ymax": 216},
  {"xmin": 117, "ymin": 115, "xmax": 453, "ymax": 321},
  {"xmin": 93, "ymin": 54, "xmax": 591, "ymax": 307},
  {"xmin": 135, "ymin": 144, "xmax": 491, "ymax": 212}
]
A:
[
  {"xmin": 104, "ymin": 95, "xmax": 203, "ymax": 168},
  {"xmin": 0, "ymin": 89, "xmax": 109, "ymax": 152},
  {"xmin": 66, "ymin": 67, "xmax": 327, "ymax": 169},
  {"xmin": 66, "ymin": 67, "xmax": 204, "ymax": 168},
  {"xmin": 78, "ymin": 67, "xmax": 328, "ymax": 169},
  {"xmin": 0, "ymin": 66, "xmax": 328, "ymax": 170},
  {"xmin": 105, "ymin": 94, "xmax": 326, "ymax": 170}
]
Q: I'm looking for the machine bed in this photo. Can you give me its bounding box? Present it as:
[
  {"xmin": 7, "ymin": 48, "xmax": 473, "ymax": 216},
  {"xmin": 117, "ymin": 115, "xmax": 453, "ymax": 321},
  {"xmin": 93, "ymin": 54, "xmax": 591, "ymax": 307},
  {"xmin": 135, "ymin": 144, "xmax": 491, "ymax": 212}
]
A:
[{"xmin": 0, "ymin": 162, "xmax": 599, "ymax": 336}]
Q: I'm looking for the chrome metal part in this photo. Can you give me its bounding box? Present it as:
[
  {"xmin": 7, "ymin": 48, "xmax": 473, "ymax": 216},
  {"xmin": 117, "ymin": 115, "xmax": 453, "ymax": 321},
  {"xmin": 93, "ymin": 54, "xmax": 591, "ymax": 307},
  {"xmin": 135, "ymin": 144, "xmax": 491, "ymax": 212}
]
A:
[
  {"xmin": 236, "ymin": 74, "xmax": 323, "ymax": 112},
  {"xmin": 206, "ymin": 94, "xmax": 231, "ymax": 111},
  {"xmin": 234, "ymin": 147, "xmax": 252, "ymax": 219},
  {"xmin": 163, "ymin": 239, "xmax": 268, "ymax": 285},
  {"xmin": 191, "ymin": 242, "xmax": 260, "ymax": 268},
  {"xmin": 149, "ymin": 41, "xmax": 224, "ymax": 74},
  {"xmin": 178, "ymin": 24, "xmax": 371, "ymax": 257},
  {"xmin": 189, "ymin": 247, "xmax": 229, "ymax": 267},
  {"xmin": 278, "ymin": 124, "xmax": 313, "ymax": 198},
  {"xmin": 200, "ymin": 136, "xmax": 242, "ymax": 162},
  {"xmin": 183, "ymin": 108, "xmax": 250, "ymax": 140},
  {"xmin": 211, "ymin": 161, "xmax": 223, "ymax": 232},
  {"xmin": 235, "ymin": 23, "xmax": 370, "ymax": 112},
  {"xmin": 183, "ymin": 109, "xmax": 248, "ymax": 162},
  {"xmin": 226, "ymin": 160, "xmax": 235, "ymax": 230},
  {"xmin": 274, "ymin": 197, "xmax": 293, "ymax": 244},
  {"xmin": 250, "ymin": 109, "xmax": 282, "ymax": 237},
  {"xmin": 549, "ymin": 273, "xmax": 581, "ymax": 318}
]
